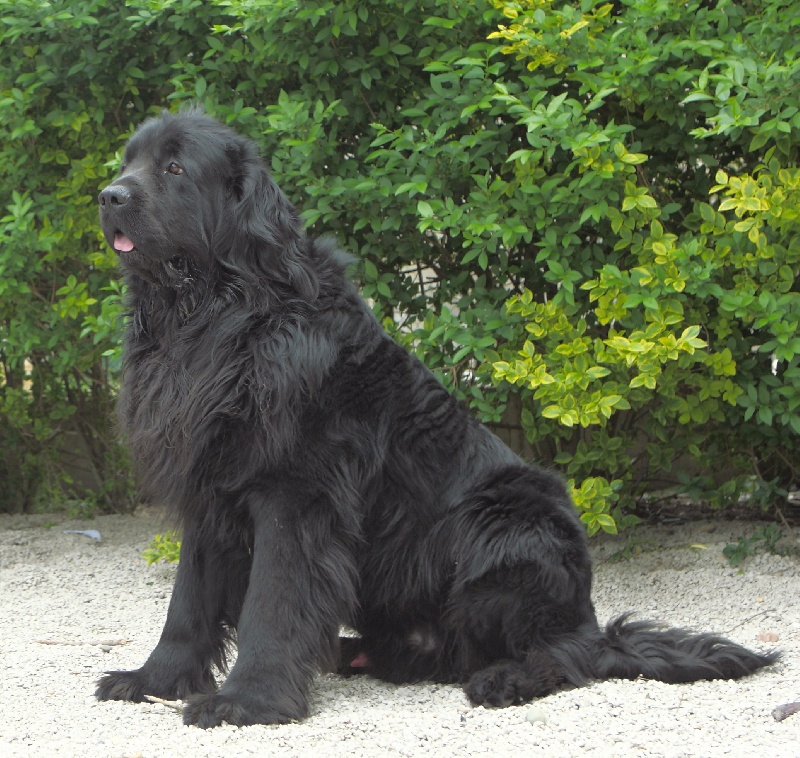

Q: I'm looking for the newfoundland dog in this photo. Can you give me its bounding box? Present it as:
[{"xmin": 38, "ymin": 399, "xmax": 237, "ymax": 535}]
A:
[{"xmin": 96, "ymin": 110, "xmax": 777, "ymax": 728}]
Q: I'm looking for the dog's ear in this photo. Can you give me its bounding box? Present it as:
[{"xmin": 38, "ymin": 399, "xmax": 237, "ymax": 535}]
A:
[{"xmin": 222, "ymin": 142, "xmax": 318, "ymax": 302}]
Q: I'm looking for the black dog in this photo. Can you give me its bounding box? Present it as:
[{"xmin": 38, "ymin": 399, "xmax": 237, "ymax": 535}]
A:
[{"xmin": 96, "ymin": 110, "xmax": 777, "ymax": 728}]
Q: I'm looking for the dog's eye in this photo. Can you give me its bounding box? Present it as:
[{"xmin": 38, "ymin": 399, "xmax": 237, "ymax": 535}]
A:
[{"xmin": 167, "ymin": 162, "xmax": 184, "ymax": 175}]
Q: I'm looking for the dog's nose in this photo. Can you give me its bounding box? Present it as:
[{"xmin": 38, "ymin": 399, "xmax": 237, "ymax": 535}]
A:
[{"xmin": 98, "ymin": 184, "xmax": 131, "ymax": 207}]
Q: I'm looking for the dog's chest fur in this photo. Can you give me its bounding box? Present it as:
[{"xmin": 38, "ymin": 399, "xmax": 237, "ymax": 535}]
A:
[{"xmin": 119, "ymin": 294, "xmax": 324, "ymax": 502}]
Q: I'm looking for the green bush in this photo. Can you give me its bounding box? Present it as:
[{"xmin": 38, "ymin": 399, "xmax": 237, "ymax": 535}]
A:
[
  {"xmin": 1, "ymin": 0, "xmax": 797, "ymax": 530},
  {"xmin": 483, "ymin": 0, "xmax": 800, "ymax": 532},
  {"xmin": 0, "ymin": 0, "xmax": 131, "ymax": 510}
]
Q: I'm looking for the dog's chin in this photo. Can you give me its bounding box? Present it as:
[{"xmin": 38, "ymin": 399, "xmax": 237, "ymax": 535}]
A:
[
  {"xmin": 104, "ymin": 232, "xmax": 162, "ymax": 269},
  {"xmin": 111, "ymin": 243, "xmax": 144, "ymax": 266},
  {"xmin": 117, "ymin": 251, "xmax": 196, "ymax": 291},
  {"xmin": 110, "ymin": 242, "xmax": 163, "ymax": 282}
]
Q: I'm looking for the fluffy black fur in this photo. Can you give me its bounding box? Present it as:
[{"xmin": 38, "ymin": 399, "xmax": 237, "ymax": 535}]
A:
[{"xmin": 96, "ymin": 110, "xmax": 778, "ymax": 728}]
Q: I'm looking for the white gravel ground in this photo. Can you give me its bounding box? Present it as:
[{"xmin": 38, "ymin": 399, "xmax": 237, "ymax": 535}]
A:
[{"xmin": 1, "ymin": 508, "xmax": 798, "ymax": 758}]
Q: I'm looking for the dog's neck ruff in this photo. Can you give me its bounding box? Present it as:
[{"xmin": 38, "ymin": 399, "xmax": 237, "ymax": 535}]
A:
[{"xmin": 165, "ymin": 256, "xmax": 195, "ymax": 288}]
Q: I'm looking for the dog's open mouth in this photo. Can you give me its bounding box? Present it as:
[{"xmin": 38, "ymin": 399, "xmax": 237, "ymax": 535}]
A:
[{"xmin": 114, "ymin": 232, "xmax": 136, "ymax": 253}]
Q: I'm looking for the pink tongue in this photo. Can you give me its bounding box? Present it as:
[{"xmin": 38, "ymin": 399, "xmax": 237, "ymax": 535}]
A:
[{"xmin": 114, "ymin": 233, "xmax": 135, "ymax": 252}]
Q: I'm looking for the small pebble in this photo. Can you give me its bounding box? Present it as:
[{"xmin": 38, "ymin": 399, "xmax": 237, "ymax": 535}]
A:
[{"xmin": 526, "ymin": 706, "xmax": 547, "ymax": 725}]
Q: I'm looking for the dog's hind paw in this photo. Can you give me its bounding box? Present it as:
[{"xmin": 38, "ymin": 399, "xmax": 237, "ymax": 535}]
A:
[
  {"xmin": 466, "ymin": 653, "xmax": 564, "ymax": 708},
  {"xmin": 466, "ymin": 662, "xmax": 532, "ymax": 707}
]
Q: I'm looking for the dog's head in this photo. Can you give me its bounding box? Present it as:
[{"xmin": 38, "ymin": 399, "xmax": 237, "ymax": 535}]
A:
[{"xmin": 99, "ymin": 109, "xmax": 317, "ymax": 300}]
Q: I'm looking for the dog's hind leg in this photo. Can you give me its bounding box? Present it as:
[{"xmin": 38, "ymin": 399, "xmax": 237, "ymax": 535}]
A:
[
  {"xmin": 445, "ymin": 466, "xmax": 599, "ymax": 706},
  {"xmin": 449, "ymin": 560, "xmax": 595, "ymax": 706}
]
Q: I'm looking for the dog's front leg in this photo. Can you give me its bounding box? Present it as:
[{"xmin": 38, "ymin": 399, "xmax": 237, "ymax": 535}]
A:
[
  {"xmin": 184, "ymin": 486, "xmax": 356, "ymax": 728},
  {"xmin": 96, "ymin": 523, "xmax": 250, "ymax": 703}
]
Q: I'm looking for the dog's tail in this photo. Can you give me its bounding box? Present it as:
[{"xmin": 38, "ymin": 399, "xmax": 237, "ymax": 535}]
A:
[{"xmin": 549, "ymin": 613, "xmax": 779, "ymax": 686}]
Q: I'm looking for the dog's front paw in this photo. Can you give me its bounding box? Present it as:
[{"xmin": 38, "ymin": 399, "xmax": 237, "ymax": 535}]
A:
[
  {"xmin": 184, "ymin": 691, "xmax": 307, "ymax": 728},
  {"xmin": 96, "ymin": 666, "xmax": 217, "ymax": 703},
  {"xmin": 96, "ymin": 670, "xmax": 151, "ymax": 703}
]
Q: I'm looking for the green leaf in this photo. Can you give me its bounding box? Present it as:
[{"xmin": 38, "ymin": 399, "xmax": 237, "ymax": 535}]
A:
[
  {"xmin": 363, "ymin": 259, "xmax": 378, "ymax": 280},
  {"xmin": 541, "ymin": 406, "xmax": 562, "ymax": 419},
  {"xmin": 422, "ymin": 16, "xmax": 457, "ymax": 28}
]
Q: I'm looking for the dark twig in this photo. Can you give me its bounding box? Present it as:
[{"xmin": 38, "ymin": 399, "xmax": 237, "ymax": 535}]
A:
[{"xmin": 723, "ymin": 609, "xmax": 776, "ymax": 636}]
